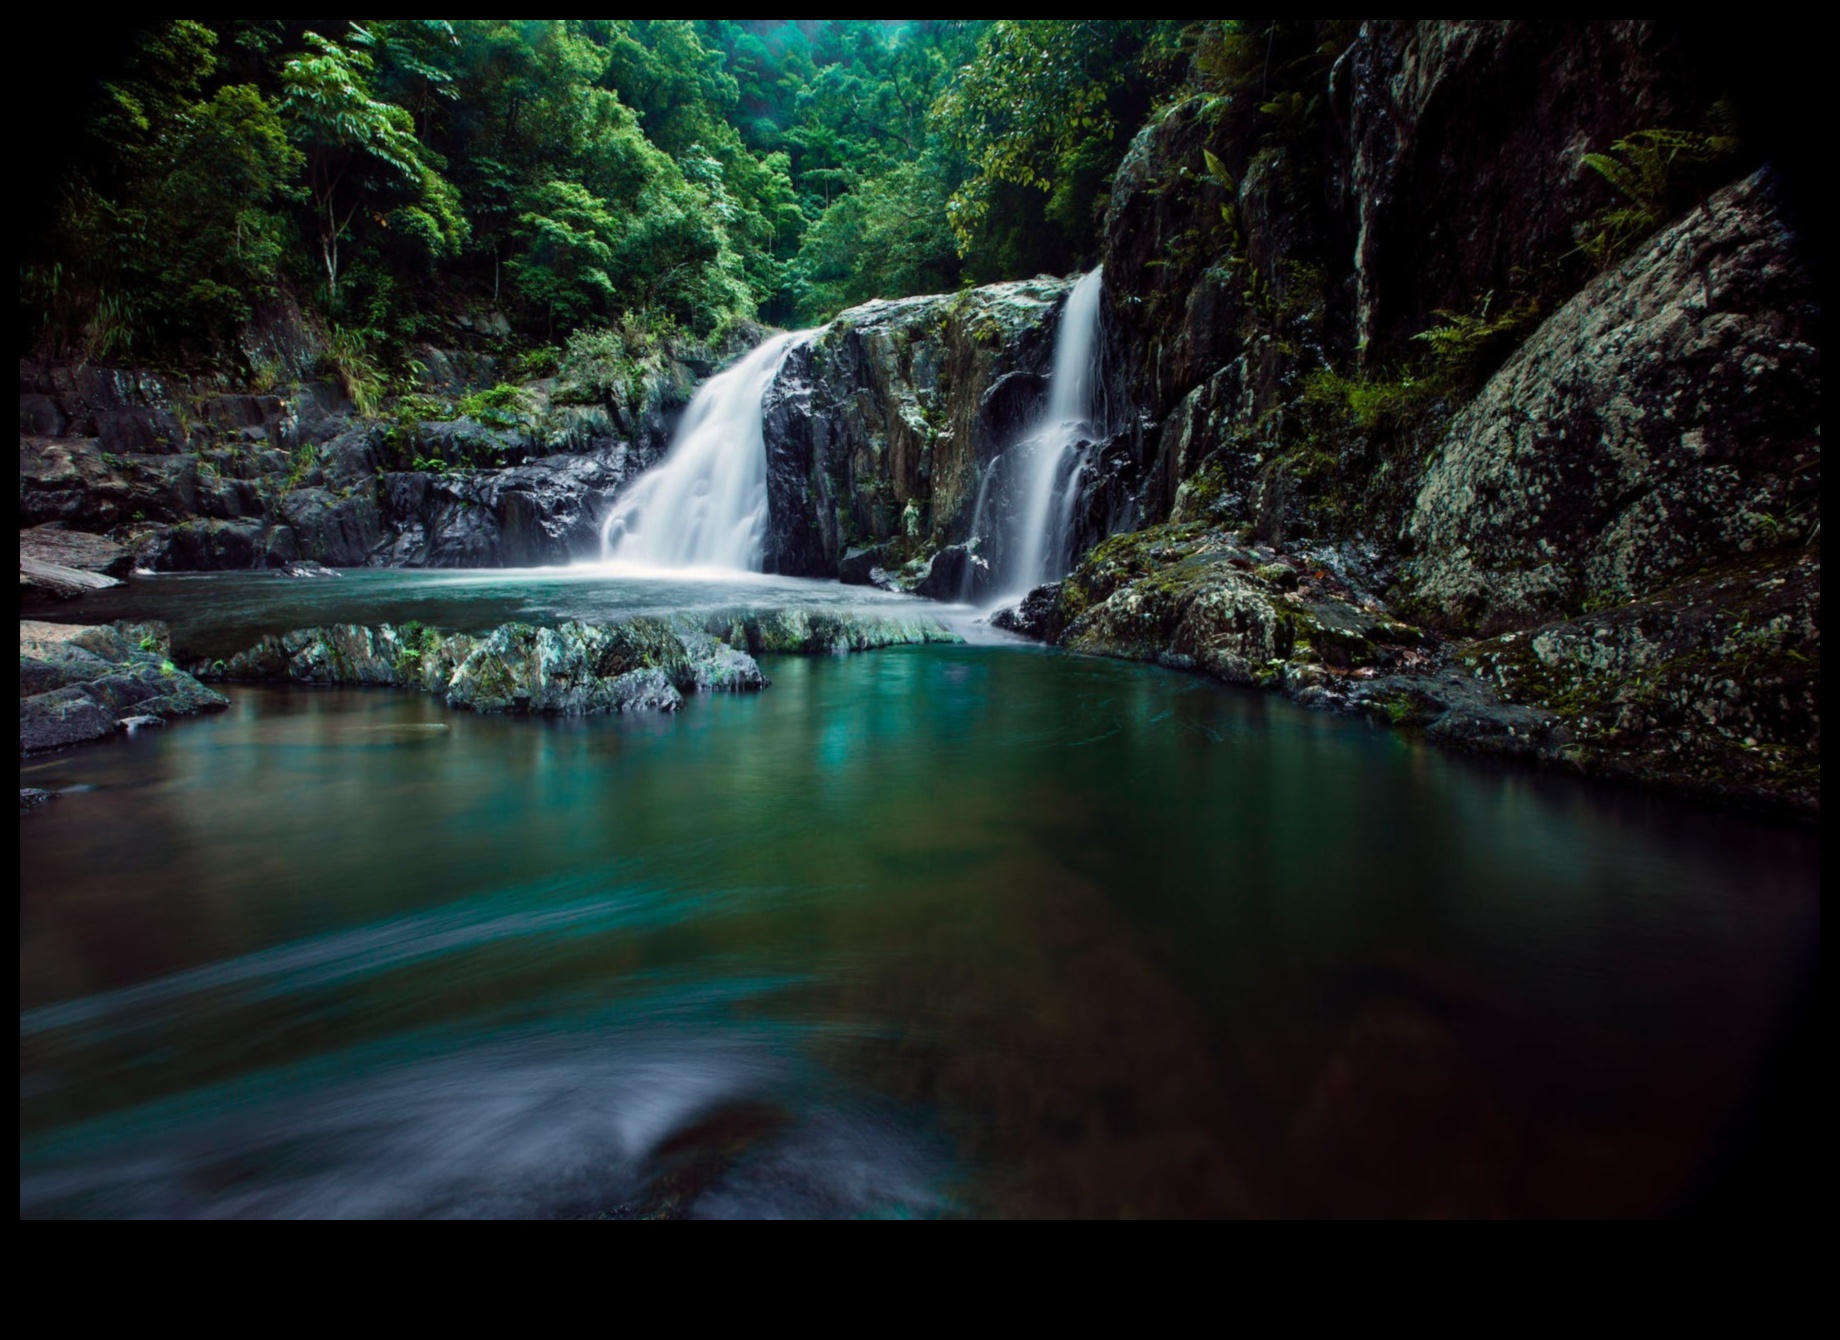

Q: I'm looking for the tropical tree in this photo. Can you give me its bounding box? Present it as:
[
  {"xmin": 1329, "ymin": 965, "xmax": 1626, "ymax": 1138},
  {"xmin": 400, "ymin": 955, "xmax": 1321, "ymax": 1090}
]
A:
[{"xmin": 280, "ymin": 26, "xmax": 463, "ymax": 305}]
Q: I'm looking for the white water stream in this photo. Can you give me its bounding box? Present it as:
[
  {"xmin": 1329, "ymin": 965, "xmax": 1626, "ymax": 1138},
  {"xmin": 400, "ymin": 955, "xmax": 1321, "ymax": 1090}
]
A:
[
  {"xmin": 975, "ymin": 267, "xmax": 1106, "ymax": 601},
  {"xmin": 597, "ymin": 330, "xmax": 812, "ymax": 570},
  {"xmin": 597, "ymin": 269, "xmax": 1103, "ymax": 597}
]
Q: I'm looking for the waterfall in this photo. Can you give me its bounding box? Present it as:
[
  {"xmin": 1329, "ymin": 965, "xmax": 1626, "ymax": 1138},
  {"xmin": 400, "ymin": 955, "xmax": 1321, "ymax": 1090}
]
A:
[
  {"xmin": 978, "ymin": 267, "xmax": 1105, "ymax": 600},
  {"xmin": 597, "ymin": 330, "xmax": 811, "ymax": 570}
]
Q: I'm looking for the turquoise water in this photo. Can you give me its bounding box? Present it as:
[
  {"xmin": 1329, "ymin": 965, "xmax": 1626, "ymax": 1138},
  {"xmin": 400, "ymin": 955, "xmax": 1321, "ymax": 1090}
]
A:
[
  {"xmin": 19, "ymin": 605, "xmax": 1819, "ymax": 1216},
  {"xmin": 20, "ymin": 565, "xmax": 970, "ymax": 660}
]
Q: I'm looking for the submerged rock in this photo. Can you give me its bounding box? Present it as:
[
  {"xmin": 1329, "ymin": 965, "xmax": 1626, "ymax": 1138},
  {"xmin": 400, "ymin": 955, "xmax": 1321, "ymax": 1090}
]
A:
[
  {"xmin": 699, "ymin": 608, "xmax": 962, "ymax": 657},
  {"xmin": 280, "ymin": 559, "xmax": 340, "ymax": 579}
]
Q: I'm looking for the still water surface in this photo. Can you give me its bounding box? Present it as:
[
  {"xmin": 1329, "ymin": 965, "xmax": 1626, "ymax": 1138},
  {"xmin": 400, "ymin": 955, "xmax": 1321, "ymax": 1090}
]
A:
[
  {"xmin": 22, "ymin": 565, "xmax": 971, "ymax": 661},
  {"xmin": 19, "ymin": 585, "xmax": 1819, "ymax": 1217}
]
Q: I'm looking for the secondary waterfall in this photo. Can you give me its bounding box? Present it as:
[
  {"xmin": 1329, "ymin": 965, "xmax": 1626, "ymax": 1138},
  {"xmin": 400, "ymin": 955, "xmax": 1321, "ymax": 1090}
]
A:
[
  {"xmin": 979, "ymin": 267, "xmax": 1106, "ymax": 599},
  {"xmin": 598, "ymin": 330, "xmax": 810, "ymax": 570}
]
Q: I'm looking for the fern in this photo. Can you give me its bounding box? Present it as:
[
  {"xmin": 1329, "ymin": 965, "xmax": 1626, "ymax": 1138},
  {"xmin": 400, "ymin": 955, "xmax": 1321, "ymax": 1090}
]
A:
[
  {"xmin": 1412, "ymin": 292, "xmax": 1540, "ymax": 382},
  {"xmin": 1575, "ymin": 122, "xmax": 1739, "ymax": 268},
  {"xmin": 1200, "ymin": 150, "xmax": 1245, "ymax": 264},
  {"xmin": 1258, "ymin": 90, "xmax": 1320, "ymax": 149},
  {"xmin": 1202, "ymin": 149, "xmax": 1236, "ymax": 194}
]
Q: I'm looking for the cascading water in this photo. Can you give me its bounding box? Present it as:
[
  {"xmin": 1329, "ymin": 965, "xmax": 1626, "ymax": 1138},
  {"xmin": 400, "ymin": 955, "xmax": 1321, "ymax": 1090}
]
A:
[
  {"xmin": 975, "ymin": 267, "xmax": 1106, "ymax": 601},
  {"xmin": 598, "ymin": 330, "xmax": 811, "ymax": 570}
]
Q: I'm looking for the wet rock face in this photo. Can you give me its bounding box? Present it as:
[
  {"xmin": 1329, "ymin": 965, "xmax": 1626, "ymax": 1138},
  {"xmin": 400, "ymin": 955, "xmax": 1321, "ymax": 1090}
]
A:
[
  {"xmin": 1102, "ymin": 99, "xmax": 1253, "ymax": 431},
  {"xmin": 1341, "ymin": 20, "xmax": 1710, "ymax": 357},
  {"xmin": 374, "ymin": 452, "xmax": 630, "ymax": 568},
  {"xmin": 19, "ymin": 619, "xmax": 227, "ymax": 754},
  {"xmin": 990, "ymin": 583, "xmax": 1067, "ymax": 642},
  {"xmin": 15, "ymin": 339, "xmax": 696, "ymax": 574},
  {"xmin": 1407, "ymin": 170, "xmax": 1820, "ymax": 633},
  {"xmin": 761, "ymin": 278, "xmax": 1071, "ymax": 577}
]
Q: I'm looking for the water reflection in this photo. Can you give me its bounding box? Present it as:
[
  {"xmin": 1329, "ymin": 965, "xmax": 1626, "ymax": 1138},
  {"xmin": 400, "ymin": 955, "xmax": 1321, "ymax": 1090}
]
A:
[{"xmin": 20, "ymin": 649, "xmax": 1819, "ymax": 1217}]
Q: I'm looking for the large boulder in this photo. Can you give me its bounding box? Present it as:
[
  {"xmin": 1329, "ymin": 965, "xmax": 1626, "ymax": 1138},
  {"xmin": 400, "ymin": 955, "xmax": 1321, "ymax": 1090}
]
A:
[
  {"xmin": 277, "ymin": 488, "xmax": 385, "ymax": 567},
  {"xmin": 19, "ymin": 619, "xmax": 227, "ymax": 754},
  {"xmin": 19, "ymin": 558, "xmax": 121, "ymax": 601},
  {"xmin": 19, "ymin": 525, "xmax": 133, "ymax": 577},
  {"xmin": 20, "ymin": 525, "xmax": 133, "ymax": 600},
  {"xmin": 990, "ymin": 583, "xmax": 1067, "ymax": 642},
  {"xmin": 134, "ymin": 518, "xmax": 268, "ymax": 572},
  {"xmin": 911, "ymin": 543, "xmax": 992, "ymax": 603},
  {"xmin": 1406, "ymin": 170, "xmax": 1819, "ymax": 632},
  {"xmin": 760, "ymin": 278, "xmax": 1070, "ymax": 576}
]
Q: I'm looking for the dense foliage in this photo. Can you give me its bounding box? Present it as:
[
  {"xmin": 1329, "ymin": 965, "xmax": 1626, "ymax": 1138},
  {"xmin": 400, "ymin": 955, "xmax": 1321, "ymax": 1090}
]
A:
[
  {"xmin": 26, "ymin": 19, "xmax": 1751, "ymax": 385},
  {"xmin": 20, "ymin": 19, "xmax": 1195, "ymax": 373}
]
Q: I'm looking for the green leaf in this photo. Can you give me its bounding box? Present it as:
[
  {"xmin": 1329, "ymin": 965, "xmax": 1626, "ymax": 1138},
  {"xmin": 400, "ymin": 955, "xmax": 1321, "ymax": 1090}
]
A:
[{"xmin": 1202, "ymin": 148, "xmax": 1236, "ymax": 192}]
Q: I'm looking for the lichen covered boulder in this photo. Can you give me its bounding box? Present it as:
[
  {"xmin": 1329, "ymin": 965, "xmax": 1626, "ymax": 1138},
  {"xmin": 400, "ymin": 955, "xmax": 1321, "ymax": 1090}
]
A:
[
  {"xmin": 1056, "ymin": 523, "xmax": 1424, "ymax": 689},
  {"xmin": 205, "ymin": 615, "xmax": 781, "ymax": 716},
  {"xmin": 1459, "ymin": 551, "xmax": 1820, "ymax": 812},
  {"xmin": 444, "ymin": 620, "xmax": 705, "ymax": 714},
  {"xmin": 1406, "ymin": 170, "xmax": 1820, "ymax": 633},
  {"xmin": 19, "ymin": 619, "xmax": 227, "ymax": 754}
]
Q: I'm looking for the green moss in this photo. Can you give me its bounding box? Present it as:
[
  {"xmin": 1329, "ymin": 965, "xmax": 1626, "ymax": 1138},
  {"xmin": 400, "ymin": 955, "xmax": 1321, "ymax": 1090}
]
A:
[
  {"xmin": 1171, "ymin": 454, "xmax": 1243, "ymax": 523},
  {"xmin": 391, "ymin": 622, "xmax": 444, "ymax": 679},
  {"xmin": 1302, "ymin": 367, "xmax": 1440, "ymax": 434},
  {"xmin": 1367, "ymin": 690, "xmax": 1434, "ymax": 727},
  {"xmin": 473, "ymin": 655, "xmax": 518, "ymax": 704},
  {"xmin": 1057, "ymin": 575, "xmax": 1092, "ymax": 624},
  {"xmin": 451, "ymin": 383, "xmax": 532, "ymax": 439}
]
